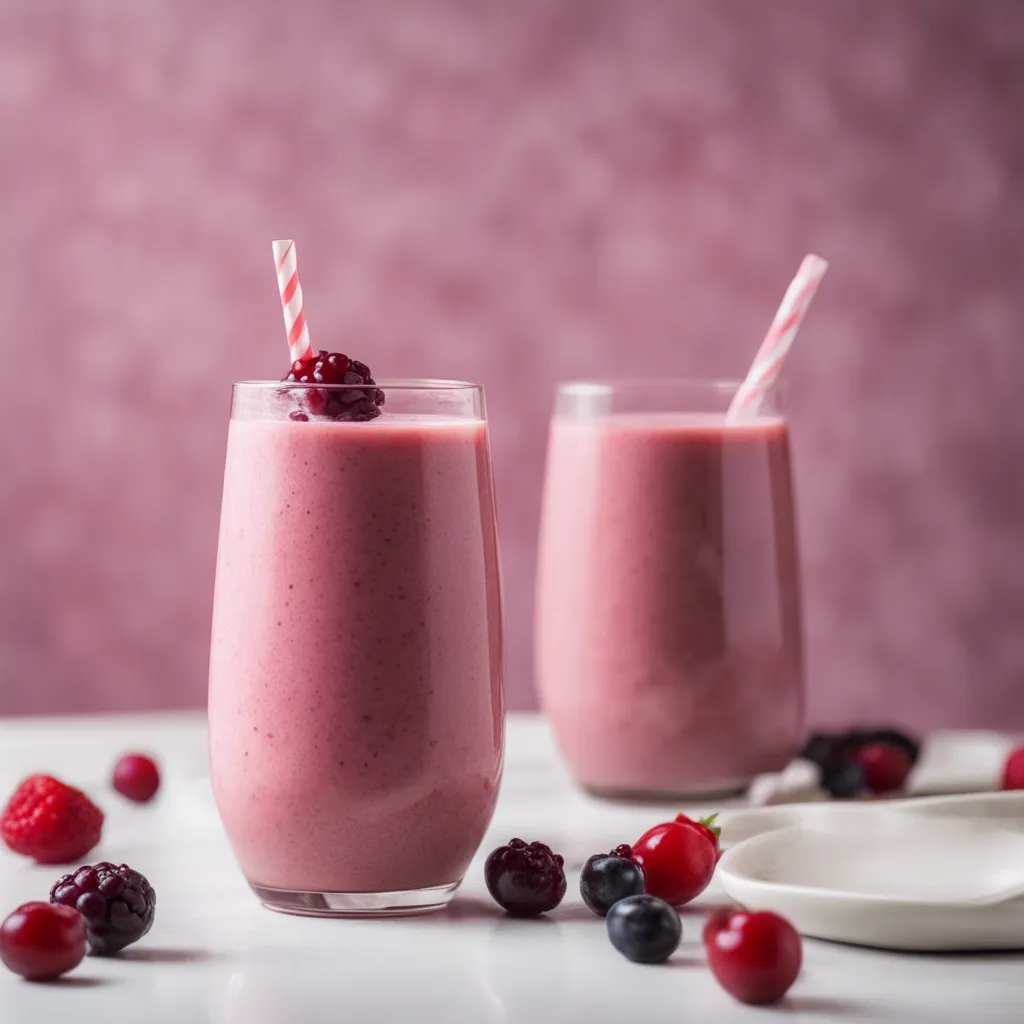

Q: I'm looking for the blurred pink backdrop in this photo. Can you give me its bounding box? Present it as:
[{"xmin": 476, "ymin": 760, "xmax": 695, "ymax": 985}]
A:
[{"xmin": 1, "ymin": 0, "xmax": 1023, "ymax": 728}]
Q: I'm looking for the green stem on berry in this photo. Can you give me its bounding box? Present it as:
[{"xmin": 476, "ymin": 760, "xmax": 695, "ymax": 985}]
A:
[{"xmin": 699, "ymin": 813, "xmax": 721, "ymax": 839}]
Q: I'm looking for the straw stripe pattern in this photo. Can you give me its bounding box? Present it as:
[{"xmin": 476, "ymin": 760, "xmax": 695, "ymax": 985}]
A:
[
  {"xmin": 273, "ymin": 239, "xmax": 313, "ymax": 365},
  {"xmin": 728, "ymin": 253, "xmax": 829, "ymax": 420}
]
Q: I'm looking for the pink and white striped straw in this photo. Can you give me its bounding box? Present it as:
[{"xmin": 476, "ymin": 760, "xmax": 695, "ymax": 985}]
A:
[
  {"xmin": 272, "ymin": 239, "xmax": 314, "ymax": 366},
  {"xmin": 727, "ymin": 253, "xmax": 829, "ymax": 420}
]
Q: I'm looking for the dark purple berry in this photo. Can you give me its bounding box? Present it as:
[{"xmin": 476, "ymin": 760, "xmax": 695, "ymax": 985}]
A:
[
  {"xmin": 606, "ymin": 894, "xmax": 681, "ymax": 964},
  {"xmin": 484, "ymin": 838, "xmax": 566, "ymax": 917},
  {"xmin": 610, "ymin": 844, "xmax": 635, "ymax": 860},
  {"xmin": 580, "ymin": 854, "xmax": 646, "ymax": 917},
  {"xmin": 49, "ymin": 862, "xmax": 155, "ymax": 954},
  {"xmin": 282, "ymin": 350, "xmax": 385, "ymax": 422}
]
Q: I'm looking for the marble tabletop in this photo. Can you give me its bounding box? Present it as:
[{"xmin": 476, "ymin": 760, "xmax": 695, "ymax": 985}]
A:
[{"xmin": 0, "ymin": 711, "xmax": 1020, "ymax": 1023}]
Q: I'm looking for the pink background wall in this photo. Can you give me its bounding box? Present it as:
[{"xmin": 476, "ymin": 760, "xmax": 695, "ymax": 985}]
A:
[{"xmin": 2, "ymin": 1, "xmax": 1023, "ymax": 728}]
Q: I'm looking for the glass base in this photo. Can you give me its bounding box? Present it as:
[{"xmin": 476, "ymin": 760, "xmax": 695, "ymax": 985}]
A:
[
  {"xmin": 249, "ymin": 880, "xmax": 460, "ymax": 918},
  {"xmin": 584, "ymin": 780, "xmax": 749, "ymax": 802}
]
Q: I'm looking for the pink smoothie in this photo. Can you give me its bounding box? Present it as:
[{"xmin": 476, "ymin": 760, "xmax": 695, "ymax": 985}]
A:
[
  {"xmin": 536, "ymin": 412, "xmax": 803, "ymax": 796},
  {"xmin": 209, "ymin": 412, "xmax": 503, "ymax": 894}
]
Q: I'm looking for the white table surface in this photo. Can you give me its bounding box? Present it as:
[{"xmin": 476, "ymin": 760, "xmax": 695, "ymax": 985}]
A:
[{"xmin": 0, "ymin": 711, "xmax": 1020, "ymax": 1023}]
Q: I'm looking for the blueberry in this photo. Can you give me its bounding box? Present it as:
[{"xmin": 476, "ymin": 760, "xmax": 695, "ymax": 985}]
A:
[
  {"xmin": 822, "ymin": 759, "xmax": 865, "ymax": 799},
  {"xmin": 606, "ymin": 895, "xmax": 681, "ymax": 964},
  {"xmin": 580, "ymin": 855, "xmax": 646, "ymax": 917}
]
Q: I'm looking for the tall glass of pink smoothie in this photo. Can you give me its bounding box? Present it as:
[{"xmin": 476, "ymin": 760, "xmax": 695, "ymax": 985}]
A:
[
  {"xmin": 209, "ymin": 380, "xmax": 504, "ymax": 916},
  {"xmin": 536, "ymin": 380, "xmax": 803, "ymax": 798}
]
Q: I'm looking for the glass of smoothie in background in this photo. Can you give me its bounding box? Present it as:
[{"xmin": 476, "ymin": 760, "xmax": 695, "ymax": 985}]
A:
[
  {"xmin": 208, "ymin": 377, "xmax": 504, "ymax": 916},
  {"xmin": 536, "ymin": 254, "xmax": 826, "ymax": 799},
  {"xmin": 535, "ymin": 379, "xmax": 804, "ymax": 798}
]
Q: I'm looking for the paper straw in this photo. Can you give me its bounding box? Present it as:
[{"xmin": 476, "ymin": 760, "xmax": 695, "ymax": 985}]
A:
[
  {"xmin": 727, "ymin": 254, "xmax": 829, "ymax": 420},
  {"xmin": 272, "ymin": 239, "xmax": 314, "ymax": 365}
]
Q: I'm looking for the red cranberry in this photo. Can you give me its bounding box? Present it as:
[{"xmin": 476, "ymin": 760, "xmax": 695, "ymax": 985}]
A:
[
  {"xmin": 863, "ymin": 727, "xmax": 920, "ymax": 766},
  {"xmin": 704, "ymin": 908, "xmax": 802, "ymax": 1005},
  {"xmin": 112, "ymin": 754, "xmax": 161, "ymax": 803},
  {"xmin": 854, "ymin": 742, "xmax": 912, "ymax": 794},
  {"xmin": 0, "ymin": 902, "xmax": 86, "ymax": 981}
]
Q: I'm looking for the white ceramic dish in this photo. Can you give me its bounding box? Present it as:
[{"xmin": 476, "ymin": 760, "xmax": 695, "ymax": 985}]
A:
[
  {"xmin": 720, "ymin": 790, "xmax": 1024, "ymax": 846},
  {"xmin": 717, "ymin": 792, "xmax": 1024, "ymax": 950}
]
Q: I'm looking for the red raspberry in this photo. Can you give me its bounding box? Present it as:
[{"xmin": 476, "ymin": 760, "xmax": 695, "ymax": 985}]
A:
[
  {"xmin": 112, "ymin": 754, "xmax": 161, "ymax": 803},
  {"xmin": 1002, "ymin": 746, "xmax": 1024, "ymax": 790},
  {"xmin": 484, "ymin": 839, "xmax": 566, "ymax": 917},
  {"xmin": 1, "ymin": 776, "xmax": 104, "ymax": 864}
]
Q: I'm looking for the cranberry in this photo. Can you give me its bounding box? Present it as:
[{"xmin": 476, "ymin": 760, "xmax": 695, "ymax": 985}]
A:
[
  {"xmin": 484, "ymin": 839, "xmax": 566, "ymax": 917},
  {"xmin": 631, "ymin": 818, "xmax": 718, "ymax": 906},
  {"xmin": 112, "ymin": 754, "xmax": 161, "ymax": 803},
  {"xmin": 0, "ymin": 902, "xmax": 86, "ymax": 981},
  {"xmin": 863, "ymin": 727, "xmax": 920, "ymax": 766},
  {"xmin": 1002, "ymin": 746, "xmax": 1024, "ymax": 790},
  {"xmin": 855, "ymin": 742, "xmax": 912, "ymax": 795},
  {"xmin": 704, "ymin": 908, "xmax": 802, "ymax": 1005}
]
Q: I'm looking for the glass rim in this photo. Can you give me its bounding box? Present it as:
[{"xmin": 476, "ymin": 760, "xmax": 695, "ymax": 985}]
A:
[
  {"xmin": 234, "ymin": 378, "xmax": 482, "ymax": 391},
  {"xmin": 558, "ymin": 377, "xmax": 782, "ymax": 395}
]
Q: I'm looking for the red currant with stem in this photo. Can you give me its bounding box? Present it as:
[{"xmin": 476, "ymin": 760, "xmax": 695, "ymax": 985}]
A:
[
  {"xmin": 674, "ymin": 812, "xmax": 722, "ymax": 862},
  {"xmin": 631, "ymin": 815, "xmax": 719, "ymax": 906}
]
